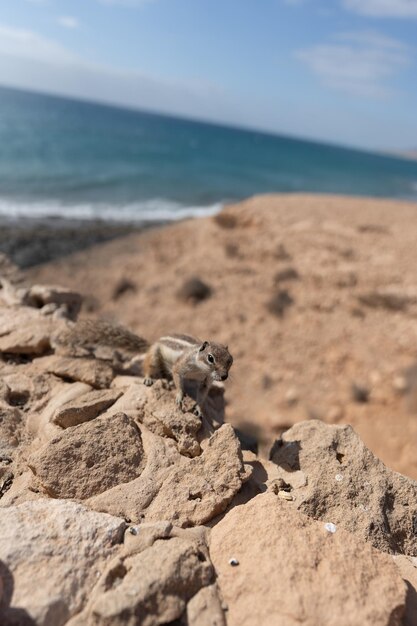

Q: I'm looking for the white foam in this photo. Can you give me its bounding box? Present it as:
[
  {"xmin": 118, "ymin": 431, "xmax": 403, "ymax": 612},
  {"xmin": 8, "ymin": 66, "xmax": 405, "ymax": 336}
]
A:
[{"xmin": 0, "ymin": 197, "xmax": 223, "ymax": 224}]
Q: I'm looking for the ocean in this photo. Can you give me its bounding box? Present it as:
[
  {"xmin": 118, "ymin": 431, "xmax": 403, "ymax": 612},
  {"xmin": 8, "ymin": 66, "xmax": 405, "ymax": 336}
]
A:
[{"xmin": 0, "ymin": 85, "xmax": 416, "ymax": 224}]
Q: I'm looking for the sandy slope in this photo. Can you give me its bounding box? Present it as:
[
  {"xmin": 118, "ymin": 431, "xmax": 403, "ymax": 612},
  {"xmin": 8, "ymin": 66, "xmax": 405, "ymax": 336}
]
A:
[{"xmin": 30, "ymin": 193, "xmax": 417, "ymax": 479}]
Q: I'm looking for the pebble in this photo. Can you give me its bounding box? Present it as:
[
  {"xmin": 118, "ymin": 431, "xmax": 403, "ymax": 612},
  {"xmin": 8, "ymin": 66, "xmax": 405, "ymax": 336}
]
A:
[
  {"xmin": 393, "ymin": 376, "xmax": 408, "ymax": 393},
  {"xmin": 324, "ymin": 522, "xmax": 337, "ymax": 533},
  {"xmin": 278, "ymin": 491, "xmax": 294, "ymax": 501},
  {"xmin": 229, "ymin": 558, "xmax": 239, "ymax": 566},
  {"xmin": 335, "ymin": 474, "xmax": 343, "ymax": 482},
  {"xmin": 285, "ymin": 387, "xmax": 299, "ymax": 406}
]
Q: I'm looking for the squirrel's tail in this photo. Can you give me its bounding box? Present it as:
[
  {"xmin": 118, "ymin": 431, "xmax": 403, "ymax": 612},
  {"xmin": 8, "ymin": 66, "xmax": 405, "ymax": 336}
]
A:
[
  {"xmin": 80, "ymin": 319, "xmax": 149, "ymax": 353},
  {"xmin": 53, "ymin": 318, "xmax": 149, "ymax": 354}
]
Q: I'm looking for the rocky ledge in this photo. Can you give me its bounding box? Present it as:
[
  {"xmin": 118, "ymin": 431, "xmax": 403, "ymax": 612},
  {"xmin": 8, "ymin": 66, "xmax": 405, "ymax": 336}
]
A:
[{"xmin": 0, "ymin": 260, "xmax": 416, "ymax": 626}]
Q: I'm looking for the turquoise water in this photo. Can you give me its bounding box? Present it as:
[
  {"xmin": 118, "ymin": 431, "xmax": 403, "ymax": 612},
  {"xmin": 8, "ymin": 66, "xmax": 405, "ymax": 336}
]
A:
[{"xmin": 0, "ymin": 85, "xmax": 416, "ymax": 223}]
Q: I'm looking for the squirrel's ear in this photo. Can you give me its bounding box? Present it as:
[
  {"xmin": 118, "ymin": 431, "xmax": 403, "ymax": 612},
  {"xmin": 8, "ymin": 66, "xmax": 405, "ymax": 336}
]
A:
[
  {"xmin": 225, "ymin": 345, "xmax": 228, "ymax": 350},
  {"xmin": 199, "ymin": 341, "xmax": 208, "ymax": 352}
]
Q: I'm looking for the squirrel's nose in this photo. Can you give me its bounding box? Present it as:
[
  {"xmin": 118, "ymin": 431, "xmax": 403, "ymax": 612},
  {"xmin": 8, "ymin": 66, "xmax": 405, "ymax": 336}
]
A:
[{"xmin": 221, "ymin": 373, "xmax": 228, "ymax": 381}]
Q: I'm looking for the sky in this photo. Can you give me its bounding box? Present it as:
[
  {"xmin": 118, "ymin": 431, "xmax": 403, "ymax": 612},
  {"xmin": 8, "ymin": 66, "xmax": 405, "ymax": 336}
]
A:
[{"xmin": 0, "ymin": 0, "xmax": 416, "ymax": 150}]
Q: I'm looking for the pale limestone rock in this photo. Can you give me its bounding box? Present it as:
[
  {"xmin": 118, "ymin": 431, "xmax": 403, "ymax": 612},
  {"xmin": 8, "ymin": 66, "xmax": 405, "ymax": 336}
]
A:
[
  {"xmin": 105, "ymin": 379, "xmax": 202, "ymax": 457},
  {"xmin": 143, "ymin": 424, "xmax": 251, "ymax": 527},
  {"xmin": 87, "ymin": 425, "xmax": 185, "ymax": 522},
  {"xmin": 393, "ymin": 555, "xmax": 417, "ymax": 626},
  {"xmin": 28, "ymin": 412, "xmax": 145, "ymax": 499},
  {"xmin": 0, "ymin": 499, "xmax": 125, "ymax": 626},
  {"xmin": 186, "ymin": 583, "xmax": 226, "ymax": 626},
  {"xmin": 52, "ymin": 388, "xmax": 123, "ymax": 428},
  {"xmin": 40, "ymin": 354, "xmax": 115, "ymax": 389},
  {"xmin": 269, "ymin": 420, "xmax": 417, "ymax": 556},
  {"xmin": 210, "ymin": 492, "xmax": 406, "ymax": 626},
  {"xmin": 67, "ymin": 524, "xmax": 219, "ymax": 626},
  {"xmin": 0, "ymin": 307, "xmax": 53, "ymax": 355},
  {"xmin": 27, "ymin": 381, "xmax": 92, "ymax": 443},
  {"xmin": 25, "ymin": 284, "xmax": 82, "ymax": 320}
]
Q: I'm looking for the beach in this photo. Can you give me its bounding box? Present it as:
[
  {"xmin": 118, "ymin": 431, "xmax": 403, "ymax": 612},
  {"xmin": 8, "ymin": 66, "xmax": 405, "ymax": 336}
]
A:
[{"xmin": 29, "ymin": 192, "xmax": 417, "ymax": 480}]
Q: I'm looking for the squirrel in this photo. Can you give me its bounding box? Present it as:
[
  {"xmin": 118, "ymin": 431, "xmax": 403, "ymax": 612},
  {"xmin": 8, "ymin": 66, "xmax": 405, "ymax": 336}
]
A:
[
  {"xmin": 52, "ymin": 321, "xmax": 233, "ymax": 416},
  {"xmin": 143, "ymin": 334, "xmax": 233, "ymax": 416}
]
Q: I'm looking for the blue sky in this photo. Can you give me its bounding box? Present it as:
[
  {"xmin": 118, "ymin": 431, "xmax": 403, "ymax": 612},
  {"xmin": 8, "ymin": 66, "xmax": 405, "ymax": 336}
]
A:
[{"xmin": 0, "ymin": 0, "xmax": 416, "ymax": 149}]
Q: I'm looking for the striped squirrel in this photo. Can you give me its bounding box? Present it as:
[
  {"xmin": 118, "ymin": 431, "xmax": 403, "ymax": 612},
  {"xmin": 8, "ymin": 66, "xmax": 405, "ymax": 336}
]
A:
[
  {"xmin": 143, "ymin": 334, "xmax": 233, "ymax": 416},
  {"xmin": 52, "ymin": 321, "xmax": 232, "ymax": 415}
]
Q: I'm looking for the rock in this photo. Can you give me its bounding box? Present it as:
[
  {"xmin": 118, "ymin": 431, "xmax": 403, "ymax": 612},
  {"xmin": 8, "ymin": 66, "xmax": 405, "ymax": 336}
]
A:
[
  {"xmin": 274, "ymin": 243, "xmax": 292, "ymax": 260},
  {"xmin": 0, "ymin": 307, "xmax": 53, "ymax": 355},
  {"xmin": 0, "ymin": 254, "xmax": 22, "ymax": 282},
  {"xmin": 112, "ymin": 278, "xmax": 137, "ymax": 300},
  {"xmin": 68, "ymin": 525, "xmax": 217, "ymax": 626},
  {"xmin": 213, "ymin": 211, "xmax": 239, "ymax": 229},
  {"xmin": 144, "ymin": 424, "xmax": 251, "ymax": 527},
  {"xmin": 0, "ymin": 499, "xmax": 125, "ymax": 626},
  {"xmin": 52, "ymin": 388, "xmax": 123, "ymax": 428},
  {"xmin": 274, "ymin": 267, "xmax": 299, "ymax": 284},
  {"xmin": 40, "ymin": 354, "xmax": 115, "ymax": 389},
  {"xmin": 210, "ymin": 492, "xmax": 406, "ymax": 626},
  {"xmin": 266, "ymin": 290, "xmax": 294, "ymax": 317},
  {"xmin": 393, "ymin": 375, "xmax": 408, "ymax": 394},
  {"xmin": 87, "ymin": 425, "xmax": 184, "ymax": 522},
  {"xmin": 27, "ymin": 381, "xmax": 93, "ymax": 441},
  {"xmin": 28, "ymin": 413, "xmax": 145, "ymax": 499},
  {"xmin": 269, "ymin": 420, "xmax": 417, "ymax": 556},
  {"xmin": 186, "ymin": 583, "xmax": 226, "ymax": 626},
  {"xmin": 351, "ymin": 381, "xmax": 370, "ymax": 403},
  {"xmin": 25, "ymin": 284, "xmax": 82, "ymax": 320},
  {"xmin": 177, "ymin": 276, "xmax": 213, "ymax": 304},
  {"xmin": 357, "ymin": 290, "xmax": 413, "ymax": 312},
  {"xmin": 284, "ymin": 386, "xmax": 299, "ymax": 406},
  {"xmin": 106, "ymin": 380, "xmax": 202, "ymax": 457},
  {"xmin": 0, "ymin": 466, "xmax": 14, "ymax": 500},
  {"xmin": 0, "ymin": 406, "xmax": 23, "ymax": 455},
  {"xmin": 1, "ymin": 372, "xmax": 33, "ymax": 407},
  {"xmin": 89, "ymin": 424, "xmax": 250, "ymax": 527},
  {"xmin": 393, "ymin": 555, "xmax": 417, "ymax": 626}
]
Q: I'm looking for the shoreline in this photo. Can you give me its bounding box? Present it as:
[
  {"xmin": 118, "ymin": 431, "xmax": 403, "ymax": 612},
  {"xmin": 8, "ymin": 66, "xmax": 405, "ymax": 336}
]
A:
[{"xmin": 3, "ymin": 190, "xmax": 417, "ymax": 268}]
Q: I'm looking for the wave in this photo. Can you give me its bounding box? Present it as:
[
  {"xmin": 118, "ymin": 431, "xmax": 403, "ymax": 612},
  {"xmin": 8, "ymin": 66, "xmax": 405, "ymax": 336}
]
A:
[{"xmin": 0, "ymin": 197, "xmax": 223, "ymax": 224}]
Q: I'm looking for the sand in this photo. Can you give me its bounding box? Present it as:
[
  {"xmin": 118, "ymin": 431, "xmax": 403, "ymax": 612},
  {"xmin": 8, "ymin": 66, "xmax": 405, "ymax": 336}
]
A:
[{"xmin": 29, "ymin": 193, "xmax": 417, "ymax": 480}]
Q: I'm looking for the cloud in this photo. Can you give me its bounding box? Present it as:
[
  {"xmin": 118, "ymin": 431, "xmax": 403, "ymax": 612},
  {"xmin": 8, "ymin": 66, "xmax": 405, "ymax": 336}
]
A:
[
  {"xmin": 295, "ymin": 31, "xmax": 410, "ymax": 97},
  {"xmin": 57, "ymin": 16, "xmax": 79, "ymax": 29},
  {"xmin": 96, "ymin": 0, "xmax": 154, "ymax": 6},
  {"xmin": 0, "ymin": 25, "xmax": 76, "ymax": 64},
  {"xmin": 343, "ymin": 0, "xmax": 417, "ymax": 18},
  {"xmin": 0, "ymin": 23, "xmax": 233, "ymax": 124}
]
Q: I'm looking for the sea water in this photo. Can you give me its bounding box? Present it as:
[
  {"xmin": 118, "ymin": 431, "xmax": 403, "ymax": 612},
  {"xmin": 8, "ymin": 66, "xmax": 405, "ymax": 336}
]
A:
[{"xmin": 0, "ymin": 85, "xmax": 416, "ymax": 224}]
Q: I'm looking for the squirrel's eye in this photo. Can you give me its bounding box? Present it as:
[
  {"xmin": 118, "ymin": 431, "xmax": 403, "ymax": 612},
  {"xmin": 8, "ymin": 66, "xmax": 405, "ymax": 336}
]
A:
[{"xmin": 207, "ymin": 354, "xmax": 215, "ymax": 364}]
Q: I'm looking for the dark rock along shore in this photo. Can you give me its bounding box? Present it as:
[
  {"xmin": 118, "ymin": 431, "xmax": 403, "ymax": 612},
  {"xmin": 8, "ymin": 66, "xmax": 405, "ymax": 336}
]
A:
[{"xmin": 0, "ymin": 219, "xmax": 151, "ymax": 268}]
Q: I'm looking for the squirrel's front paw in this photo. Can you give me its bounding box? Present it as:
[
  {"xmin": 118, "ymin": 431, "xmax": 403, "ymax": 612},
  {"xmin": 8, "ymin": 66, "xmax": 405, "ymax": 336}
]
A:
[
  {"xmin": 143, "ymin": 377, "xmax": 154, "ymax": 387},
  {"xmin": 175, "ymin": 393, "xmax": 184, "ymax": 411}
]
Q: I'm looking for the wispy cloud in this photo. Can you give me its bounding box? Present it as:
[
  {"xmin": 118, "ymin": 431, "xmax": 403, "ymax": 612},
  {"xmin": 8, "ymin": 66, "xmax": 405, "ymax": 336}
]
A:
[
  {"xmin": 96, "ymin": 0, "xmax": 154, "ymax": 6},
  {"xmin": 343, "ymin": 0, "xmax": 417, "ymax": 18},
  {"xmin": 57, "ymin": 16, "xmax": 79, "ymax": 29},
  {"xmin": 0, "ymin": 23, "xmax": 231, "ymax": 123},
  {"xmin": 295, "ymin": 31, "xmax": 410, "ymax": 98},
  {"xmin": 0, "ymin": 25, "xmax": 76, "ymax": 64}
]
